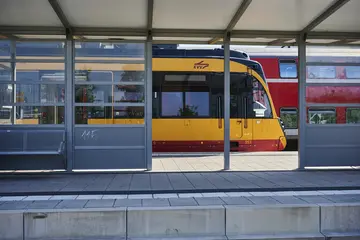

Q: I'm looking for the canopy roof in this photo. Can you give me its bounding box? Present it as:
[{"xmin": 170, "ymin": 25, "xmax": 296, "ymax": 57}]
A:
[{"xmin": 0, "ymin": 0, "xmax": 359, "ymax": 46}]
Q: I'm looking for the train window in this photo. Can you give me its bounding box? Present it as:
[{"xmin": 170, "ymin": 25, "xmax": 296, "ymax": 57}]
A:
[
  {"xmin": 185, "ymin": 92, "xmax": 209, "ymax": 116},
  {"xmin": 0, "ymin": 106, "xmax": 12, "ymax": 125},
  {"xmin": 307, "ymin": 66, "xmax": 336, "ymax": 79},
  {"xmin": 279, "ymin": 60, "xmax": 297, "ymax": 78},
  {"xmin": 346, "ymin": 108, "xmax": 360, "ymax": 124},
  {"xmin": 252, "ymin": 79, "xmax": 272, "ymax": 118},
  {"xmin": 308, "ymin": 108, "xmax": 336, "ymax": 124},
  {"xmin": 345, "ymin": 66, "xmax": 360, "ymax": 79},
  {"xmin": 280, "ymin": 108, "xmax": 298, "ymax": 129}
]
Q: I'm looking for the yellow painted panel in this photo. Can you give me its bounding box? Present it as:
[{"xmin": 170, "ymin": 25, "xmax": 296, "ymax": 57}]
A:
[
  {"xmin": 252, "ymin": 118, "xmax": 285, "ymax": 140},
  {"xmin": 15, "ymin": 119, "xmax": 39, "ymax": 124}
]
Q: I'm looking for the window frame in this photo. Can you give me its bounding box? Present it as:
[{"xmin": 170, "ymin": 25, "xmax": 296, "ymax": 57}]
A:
[
  {"xmin": 307, "ymin": 107, "xmax": 337, "ymax": 125},
  {"xmin": 344, "ymin": 66, "xmax": 360, "ymax": 79},
  {"xmin": 252, "ymin": 78, "xmax": 273, "ymax": 119},
  {"xmin": 307, "ymin": 66, "xmax": 336, "ymax": 79},
  {"xmin": 279, "ymin": 59, "xmax": 298, "ymax": 79},
  {"xmin": 279, "ymin": 107, "xmax": 298, "ymax": 129},
  {"xmin": 346, "ymin": 107, "xmax": 360, "ymax": 124}
]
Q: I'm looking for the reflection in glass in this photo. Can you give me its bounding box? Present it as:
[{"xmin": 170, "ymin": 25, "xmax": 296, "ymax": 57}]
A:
[
  {"xmin": 0, "ymin": 84, "xmax": 13, "ymax": 104},
  {"xmin": 0, "ymin": 63, "xmax": 11, "ymax": 80},
  {"xmin": 15, "ymin": 106, "xmax": 64, "ymax": 124},
  {"xmin": 280, "ymin": 62, "xmax": 297, "ymax": 78},
  {"xmin": 0, "ymin": 106, "xmax": 12, "ymax": 124},
  {"xmin": 345, "ymin": 66, "xmax": 360, "ymax": 79},
  {"xmin": 307, "ymin": 66, "xmax": 336, "ymax": 79},
  {"xmin": 16, "ymin": 70, "xmax": 65, "ymax": 82},
  {"xmin": 74, "ymin": 42, "xmax": 144, "ymax": 58},
  {"xmin": 75, "ymin": 85, "xmax": 144, "ymax": 103},
  {"xmin": 16, "ymin": 42, "xmax": 64, "ymax": 58},
  {"xmin": 308, "ymin": 109, "xmax": 336, "ymax": 124},
  {"xmin": 15, "ymin": 84, "xmax": 65, "ymax": 103},
  {"xmin": 161, "ymin": 92, "xmax": 183, "ymax": 117},
  {"xmin": 346, "ymin": 108, "xmax": 360, "ymax": 124},
  {"xmin": 185, "ymin": 92, "xmax": 209, "ymax": 116},
  {"xmin": 75, "ymin": 106, "xmax": 144, "ymax": 124},
  {"xmin": 0, "ymin": 41, "xmax": 10, "ymax": 58},
  {"xmin": 253, "ymin": 79, "xmax": 272, "ymax": 118},
  {"xmin": 280, "ymin": 108, "xmax": 298, "ymax": 128}
]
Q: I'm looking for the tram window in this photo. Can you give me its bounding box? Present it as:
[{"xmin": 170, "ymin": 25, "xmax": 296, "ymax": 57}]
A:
[
  {"xmin": 345, "ymin": 66, "xmax": 360, "ymax": 79},
  {"xmin": 307, "ymin": 66, "xmax": 336, "ymax": 79},
  {"xmin": 161, "ymin": 92, "xmax": 183, "ymax": 117},
  {"xmin": 279, "ymin": 60, "xmax": 297, "ymax": 78},
  {"xmin": 185, "ymin": 92, "xmax": 209, "ymax": 116},
  {"xmin": 346, "ymin": 108, "xmax": 360, "ymax": 124},
  {"xmin": 252, "ymin": 80, "xmax": 272, "ymax": 118},
  {"xmin": 280, "ymin": 108, "xmax": 298, "ymax": 128},
  {"xmin": 308, "ymin": 108, "xmax": 336, "ymax": 124}
]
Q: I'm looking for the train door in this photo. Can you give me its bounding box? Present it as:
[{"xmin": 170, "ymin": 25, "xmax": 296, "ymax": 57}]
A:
[{"xmin": 230, "ymin": 73, "xmax": 253, "ymax": 151}]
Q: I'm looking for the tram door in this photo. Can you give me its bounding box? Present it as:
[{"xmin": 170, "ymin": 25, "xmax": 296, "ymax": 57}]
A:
[{"xmin": 230, "ymin": 73, "xmax": 253, "ymax": 150}]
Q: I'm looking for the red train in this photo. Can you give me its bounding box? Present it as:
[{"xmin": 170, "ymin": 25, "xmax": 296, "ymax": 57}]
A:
[{"xmin": 241, "ymin": 46, "xmax": 360, "ymax": 142}]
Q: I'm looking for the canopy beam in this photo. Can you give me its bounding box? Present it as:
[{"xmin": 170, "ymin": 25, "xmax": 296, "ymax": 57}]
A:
[
  {"xmin": 302, "ymin": 0, "xmax": 351, "ymax": 33},
  {"xmin": 48, "ymin": 0, "xmax": 72, "ymax": 31},
  {"xmin": 208, "ymin": 0, "xmax": 252, "ymax": 44}
]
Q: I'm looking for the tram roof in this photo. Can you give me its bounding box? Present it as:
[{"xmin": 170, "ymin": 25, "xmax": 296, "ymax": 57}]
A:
[{"xmin": 0, "ymin": 0, "xmax": 359, "ymax": 46}]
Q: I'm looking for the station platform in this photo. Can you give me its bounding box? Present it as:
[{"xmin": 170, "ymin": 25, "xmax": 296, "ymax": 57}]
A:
[
  {"xmin": 1, "ymin": 169, "xmax": 360, "ymax": 196},
  {"xmin": 1, "ymin": 190, "xmax": 360, "ymax": 239}
]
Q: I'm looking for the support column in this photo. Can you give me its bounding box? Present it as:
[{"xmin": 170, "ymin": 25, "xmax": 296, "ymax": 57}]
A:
[
  {"xmin": 10, "ymin": 40, "xmax": 16, "ymax": 124},
  {"xmin": 65, "ymin": 31, "xmax": 74, "ymax": 172},
  {"xmin": 297, "ymin": 33, "xmax": 307, "ymax": 170},
  {"xmin": 145, "ymin": 33, "xmax": 153, "ymax": 171},
  {"xmin": 223, "ymin": 32, "xmax": 231, "ymax": 170}
]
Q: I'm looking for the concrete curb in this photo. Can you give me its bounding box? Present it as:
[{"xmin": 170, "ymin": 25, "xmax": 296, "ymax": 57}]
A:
[{"xmin": 1, "ymin": 203, "xmax": 360, "ymax": 240}]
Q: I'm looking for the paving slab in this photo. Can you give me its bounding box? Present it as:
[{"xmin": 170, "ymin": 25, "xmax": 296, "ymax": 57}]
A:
[
  {"xmin": 55, "ymin": 200, "xmax": 88, "ymax": 209},
  {"xmin": 142, "ymin": 198, "xmax": 170, "ymax": 207},
  {"xmin": 195, "ymin": 197, "xmax": 225, "ymax": 206},
  {"xmin": 85, "ymin": 199, "xmax": 115, "ymax": 208},
  {"xmin": 114, "ymin": 199, "xmax": 142, "ymax": 207},
  {"xmin": 27, "ymin": 200, "xmax": 61, "ymax": 209},
  {"xmin": 169, "ymin": 197, "xmax": 198, "ymax": 206}
]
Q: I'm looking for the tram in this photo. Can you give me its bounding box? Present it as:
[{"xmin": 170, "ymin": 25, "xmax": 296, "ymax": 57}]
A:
[{"xmin": 0, "ymin": 43, "xmax": 287, "ymax": 152}]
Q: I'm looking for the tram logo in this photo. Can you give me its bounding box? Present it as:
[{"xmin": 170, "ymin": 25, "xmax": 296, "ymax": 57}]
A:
[{"xmin": 194, "ymin": 61, "xmax": 209, "ymax": 69}]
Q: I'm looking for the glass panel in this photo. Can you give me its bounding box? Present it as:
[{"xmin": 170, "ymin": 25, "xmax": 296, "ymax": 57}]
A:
[
  {"xmin": 15, "ymin": 84, "xmax": 65, "ymax": 104},
  {"xmin": 280, "ymin": 61, "xmax": 297, "ymax": 78},
  {"xmin": 75, "ymin": 70, "xmax": 113, "ymax": 82},
  {"xmin": 0, "ymin": 62, "xmax": 12, "ymax": 81},
  {"xmin": 0, "ymin": 41, "xmax": 10, "ymax": 59},
  {"xmin": 16, "ymin": 70, "xmax": 65, "ymax": 82},
  {"xmin": 16, "ymin": 41, "xmax": 65, "ymax": 59},
  {"xmin": 15, "ymin": 106, "xmax": 64, "ymax": 124},
  {"xmin": 75, "ymin": 85, "xmax": 144, "ymax": 103},
  {"xmin": 185, "ymin": 92, "xmax": 209, "ymax": 116},
  {"xmin": 0, "ymin": 106, "xmax": 12, "ymax": 125},
  {"xmin": 346, "ymin": 108, "xmax": 360, "ymax": 124},
  {"xmin": 252, "ymin": 79, "xmax": 272, "ymax": 118},
  {"xmin": 307, "ymin": 66, "xmax": 336, "ymax": 79},
  {"xmin": 0, "ymin": 84, "xmax": 13, "ymax": 104},
  {"xmin": 75, "ymin": 42, "xmax": 144, "ymax": 59},
  {"xmin": 306, "ymin": 86, "xmax": 360, "ymax": 104},
  {"xmin": 345, "ymin": 66, "xmax": 360, "ymax": 79},
  {"xmin": 75, "ymin": 106, "xmax": 144, "ymax": 124},
  {"xmin": 280, "ymin": 108, "xmax": 298, "ymax": 129},
  {"xmin": 161, "ymin": 92, "xmax": 183, "ymax": 117},
  {"xmin": 308, "ymin": 108, "xmax": 336, "ymax": 124}
]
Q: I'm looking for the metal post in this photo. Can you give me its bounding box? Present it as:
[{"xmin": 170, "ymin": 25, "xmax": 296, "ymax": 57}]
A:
[
  {"xmin": 65, "ymin": 30, "xmax": 74, "ymax": 172},
  {"xmin": 145, "ymin": 33, "xmax": 153, "ymax": 171},
  {"xmin": 224, "ymin": 32, "xmax": 231, "ymax": 170},
  {"xmin": 10, "ymin": 40, "xmax": 16, "ymax": 124},
  {"xmin": 297, "ymin": 34, "xmax": 307, "ymax": 170}
]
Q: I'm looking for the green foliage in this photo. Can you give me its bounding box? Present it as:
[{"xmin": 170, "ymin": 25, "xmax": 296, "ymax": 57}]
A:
[
  {"xmin": 346, "ymin": 108, "xmax": 360, "ymax": 123},
  {"xmin": 179, "ymin": 105, "xmax": 198, "ymax": 117}
]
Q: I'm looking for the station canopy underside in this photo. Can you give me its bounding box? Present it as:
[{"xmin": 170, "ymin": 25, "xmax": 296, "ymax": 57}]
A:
[{"xmin": 0, "ymin": 0, "xmax": 359, "ymax": 45}]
